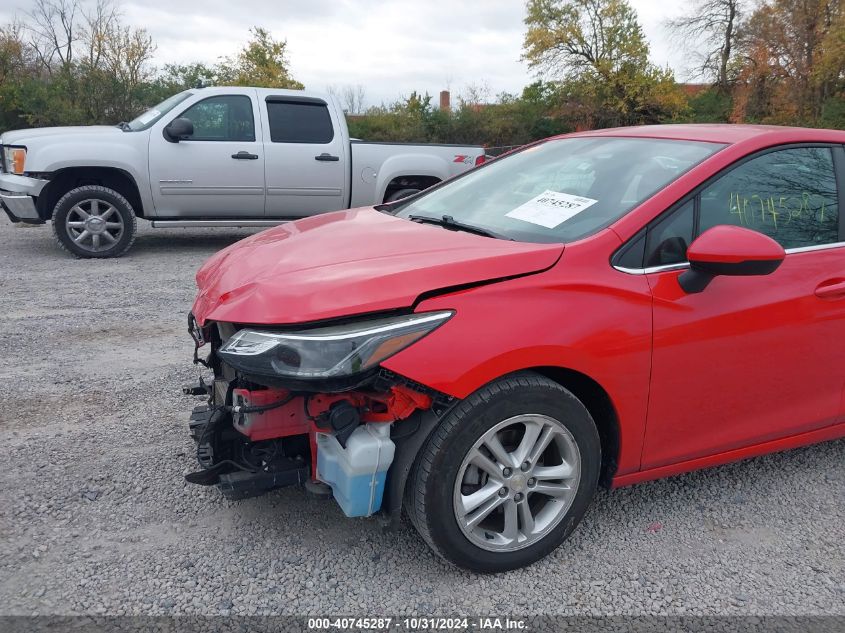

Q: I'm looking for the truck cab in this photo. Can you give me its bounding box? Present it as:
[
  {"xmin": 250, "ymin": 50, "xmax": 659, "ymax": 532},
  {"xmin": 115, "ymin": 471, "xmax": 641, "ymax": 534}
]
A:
[{"xmin": 0, "ymin": 86, "xmax": 485, "ymax": 258}]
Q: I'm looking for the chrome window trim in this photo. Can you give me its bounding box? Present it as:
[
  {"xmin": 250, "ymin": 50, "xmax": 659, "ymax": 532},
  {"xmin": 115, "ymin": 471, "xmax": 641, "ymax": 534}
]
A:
[
  {"xmin": 613, "ymin": 241, "xmax": 845, "ymax": 275},
  {"xmin": 613, "ymin": 262, "xmax": 689, "ymax": 275},
  {"xmin": 784, "ymin": 241, "xmax": 845, "ymax": 254}
]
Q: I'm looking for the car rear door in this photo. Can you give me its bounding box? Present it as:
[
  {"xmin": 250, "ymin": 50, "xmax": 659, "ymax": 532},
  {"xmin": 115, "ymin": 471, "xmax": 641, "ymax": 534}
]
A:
[
  {"xmin": 261, "ymin": 96, "xmax": 349, "ymax": 217},
  {"xmin": 637, "ymin": 144, "xmax": 845, "ymax": 469},
  {"xmin": 148, "ymin": 92, "xmax": 265, "ymax": 217}
]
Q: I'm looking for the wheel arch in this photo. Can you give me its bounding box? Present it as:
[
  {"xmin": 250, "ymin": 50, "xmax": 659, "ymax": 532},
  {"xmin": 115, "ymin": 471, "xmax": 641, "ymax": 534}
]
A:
[
  {"xmin": 36, "ymin": 167, "xmax": 145, "ymax": 220},
  {"xmin": 384, "ymin": 365, "xmax": 622, "ymax": 525},
  {"xmin": 381, "ymin": 174, "xmax": 442, "ymax": 203},
  {"xmin": 528, "ymin": 366, "xmax": 621, "ymax": 487},
  {"xmin": 376, "ymin": 153, "xmax": 450, "ymax": 202}
]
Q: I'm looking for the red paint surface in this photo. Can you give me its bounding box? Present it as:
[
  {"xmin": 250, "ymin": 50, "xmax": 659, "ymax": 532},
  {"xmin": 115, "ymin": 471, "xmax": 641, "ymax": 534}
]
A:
[
  {"xmin": 192, "ymin": 208, "xmax": 562, "ymax": 326},
  {"xmin": 687, "ymin": 225, "xmax": 786, "ymax": 264},
  {"xmin": 194, "ymin": 124, "xmax": 845, "ymax": 487}
]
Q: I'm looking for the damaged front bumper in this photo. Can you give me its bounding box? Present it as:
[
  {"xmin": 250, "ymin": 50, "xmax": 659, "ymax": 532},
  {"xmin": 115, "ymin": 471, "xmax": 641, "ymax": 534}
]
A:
[{"xmin": 183, "ymin": 315, "xmax": 453, "ymax": 520}]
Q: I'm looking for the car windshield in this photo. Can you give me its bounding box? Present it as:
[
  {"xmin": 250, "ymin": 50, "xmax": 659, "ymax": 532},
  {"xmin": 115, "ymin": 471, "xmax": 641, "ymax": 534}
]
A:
[
  {"xmin": 394, "ymin": 136, "xmax": 725, "ymax": 244},
  {"xmin": 126, "ymin": 91, "xmax": 194, "ymax": 131}
]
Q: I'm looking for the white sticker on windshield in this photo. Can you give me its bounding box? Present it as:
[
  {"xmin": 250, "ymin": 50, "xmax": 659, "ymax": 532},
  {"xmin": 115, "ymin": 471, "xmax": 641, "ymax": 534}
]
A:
[
  {"xmin": 137, "ymin": 109, "xmax": 161, "ymax": 124},
  {"xmin": 505, "ymin": 190, "xmax": 598, "ymax": 229}
]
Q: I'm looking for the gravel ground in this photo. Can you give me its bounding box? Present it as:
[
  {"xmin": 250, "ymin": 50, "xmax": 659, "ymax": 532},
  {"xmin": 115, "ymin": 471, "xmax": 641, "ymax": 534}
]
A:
[{"xmin": 0, "ymin": 219, "xmax": 843, "ymax": 617}]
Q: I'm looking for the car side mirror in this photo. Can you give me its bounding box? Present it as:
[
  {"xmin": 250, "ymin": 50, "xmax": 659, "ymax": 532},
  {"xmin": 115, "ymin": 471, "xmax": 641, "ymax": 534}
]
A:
[
  {"xmin": 164, "ymin": 117, "xmax": 194, "ymax": 143},
  {"xmin": 678, "ymin": 225, "xmax": 785, "ymax": 294}
]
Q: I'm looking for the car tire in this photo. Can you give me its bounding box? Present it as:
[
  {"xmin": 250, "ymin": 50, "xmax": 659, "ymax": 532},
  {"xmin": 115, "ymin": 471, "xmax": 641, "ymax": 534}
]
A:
[
  {"xmin": 406, "ymin": 371, "xmax": 600, "ymax": 573},
  {"xmin": 51, "ymin": 185, "xmax": 137, "ymax": 258},
  {"xmin": 385, "ymin": 188, "xmax": 421, "ymax": 203}
]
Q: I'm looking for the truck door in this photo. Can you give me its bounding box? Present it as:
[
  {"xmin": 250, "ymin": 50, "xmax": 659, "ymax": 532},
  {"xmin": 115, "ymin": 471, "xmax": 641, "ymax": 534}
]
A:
[
  {"xmin": 148, "ymin": 93, "xmax": 265, "ymax": 217},
  {"xmin": 262, "ymin": 96, "xmax": 349, "ymax": 217}
]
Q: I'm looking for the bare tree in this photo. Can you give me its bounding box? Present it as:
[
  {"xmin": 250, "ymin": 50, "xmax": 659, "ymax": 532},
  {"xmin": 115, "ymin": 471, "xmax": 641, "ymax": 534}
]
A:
[
  {"xmin": 82, "ymin": 0, "xmax": 118, "ymax": 70},
  {"xmin": 327, "ymin": 84, "xmax": 367, "ymax": 114},
  {"xmin": 458, "ymin": 81, "xmax": 492, "ymax": 107},
  {"xmin": 105, "ymin": 25, "xmax": 155, "ymax": 88},
  {"xmin": 342, "ymin": 84, "xmax": 366, "ymax": 114},
  {"xmin": 25, "ymin": 0, "xmax": 80, "ymax": 73},
  {"xmin": 666, "ymin": 0, "xmax": 744, "ymax": 92}
]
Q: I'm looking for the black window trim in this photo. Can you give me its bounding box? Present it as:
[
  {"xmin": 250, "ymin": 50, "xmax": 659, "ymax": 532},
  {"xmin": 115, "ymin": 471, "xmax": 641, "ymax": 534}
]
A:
[
  {"xmin": 612, "ymin": 142, "xmax": 845, "ymax": 274},
  {"xmin": 264, "ymin": 98, "xmax": 335, "ymax": 144},
  {"xmin": 172, "ymin": 94, "xmax": 256, "ymax": 143},
  {"xmin": 265, "ymin": 95, "xmax": 328, "ymax": 106}
]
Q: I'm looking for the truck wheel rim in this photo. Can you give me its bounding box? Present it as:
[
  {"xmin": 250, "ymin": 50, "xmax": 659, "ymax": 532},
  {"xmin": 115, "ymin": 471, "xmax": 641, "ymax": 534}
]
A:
[
  {"xmin": 452, "ymin": 414, "xmax": 581, "ymax": 552},
  {"xmin": 65, "ymin": 199, "xmax": 124, "ymax": 252}
]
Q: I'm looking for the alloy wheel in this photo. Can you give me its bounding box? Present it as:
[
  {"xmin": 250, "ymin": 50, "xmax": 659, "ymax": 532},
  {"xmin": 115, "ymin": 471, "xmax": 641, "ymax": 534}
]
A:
[
  {"xmin": 64, "ymin": 199, "xmax": 125, "ymax": 253},
  {"xmin": 452, "ymin": 414, "xmax": 581, "ymax": 552}
]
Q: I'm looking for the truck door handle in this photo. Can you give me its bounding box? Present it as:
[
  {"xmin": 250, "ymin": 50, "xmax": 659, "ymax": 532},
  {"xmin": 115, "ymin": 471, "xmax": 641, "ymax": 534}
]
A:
[
  {"xmin": 231, "ymin": 151, "xmax": 259, "ymax": 160},
  {"xmin": 315, "ymin": 153, "xmax": 340, "ymax": 162},
  {"xmin": 815, "ymin": 279, "xmax": 845, "ymax": 299}
]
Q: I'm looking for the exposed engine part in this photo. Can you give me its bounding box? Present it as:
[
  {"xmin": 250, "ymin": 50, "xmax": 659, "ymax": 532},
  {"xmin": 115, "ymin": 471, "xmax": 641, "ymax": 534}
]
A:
[
  {"xmin": 218, "ymin": 468, "xmax": 308, "ymax": 501},
  {"xmin": 316, "ymin": 423, "xmax": 395, "ymax": 517},
  {"xmin": 231, "ymin": 393, "xmax": 294, "ymax": 416},
  {"xmin": 182, "ymin": 377, "xmax": 210, "ymax": 396},
  {"xmin": 183, "ymin": 359, "xmax": 441, "ymax": 508},
  {"xmin": 231, "ymin": 389, "xmax": 310, "ymax": 442},
  {"xmin": 187, "ymin": 312, "xmax": 210, "ymax": 369},
  {"xmin": 328, "ymin": 401, "xmax": 360, "ymax": 447},
  {"xmin": 185, "ymin": 404, "xmax": 311, "ymax": 500}
]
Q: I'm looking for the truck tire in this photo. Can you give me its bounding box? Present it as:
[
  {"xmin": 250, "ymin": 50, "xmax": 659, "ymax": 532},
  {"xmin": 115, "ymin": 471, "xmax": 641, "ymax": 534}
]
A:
[
  {"xmin": 385, "ymin": 188, "xmax": 421, "ymax": 203},
  {"xmin": 51, "ymin": 185, "xmax": 137, "ymax": 258},
  {"xmin": 406, "ymin": 372, "xmax": 600, "ymax": 573}
]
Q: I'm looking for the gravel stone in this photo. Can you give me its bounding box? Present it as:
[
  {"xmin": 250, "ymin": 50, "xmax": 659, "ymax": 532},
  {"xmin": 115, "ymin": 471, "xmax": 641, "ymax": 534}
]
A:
[{"xmin": 0, "ymin": 220, "xmax": 844, "ymax": 615}]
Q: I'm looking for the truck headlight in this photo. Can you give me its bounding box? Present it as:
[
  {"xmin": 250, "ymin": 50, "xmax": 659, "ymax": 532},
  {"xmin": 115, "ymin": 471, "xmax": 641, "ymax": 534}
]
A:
[
  {"xmin": 217, "ymin": 311, "xmax": 453, "ymax": 379},
  {"xmin": 2, "ymin": 146, "xmax": 26, "ymax": 175}
]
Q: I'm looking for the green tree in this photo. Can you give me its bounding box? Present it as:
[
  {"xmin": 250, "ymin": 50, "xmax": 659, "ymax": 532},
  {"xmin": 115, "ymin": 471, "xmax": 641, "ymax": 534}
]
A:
[
  {"xmin": 0, "ymin": 22, "xmax": 33, "ymax": 131},
  {"xmin": 217, "ymin": 27, "xmax": 303, "ymax": 89},
  {"xmin": 733, "ymin": 0, "xmax": 844, "ymax": 124},
  {"xmin": 522, "ymin": 0, "xmax": 688, "ymax": 127}
]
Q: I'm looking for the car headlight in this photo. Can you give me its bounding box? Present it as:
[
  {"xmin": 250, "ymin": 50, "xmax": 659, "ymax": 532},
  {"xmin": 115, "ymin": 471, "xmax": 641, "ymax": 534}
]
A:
[
  {"xmin": 2, "ymin": 146, "xmax": 26, "ymax": 175},
  {"xmin": 217, "ymin": 311, "xmax": 453, "ymax": 379}
]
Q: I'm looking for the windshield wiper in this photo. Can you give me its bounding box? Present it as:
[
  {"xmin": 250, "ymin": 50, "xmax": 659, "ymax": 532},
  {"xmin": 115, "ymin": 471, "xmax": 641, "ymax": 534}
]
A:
[
  {"xmin": 116, "ymin": 121, "xmax": 131, "ymax": 131},
  {"xmin": 408, "ymin": 214, "xmax": 513, "ymax": 241}
]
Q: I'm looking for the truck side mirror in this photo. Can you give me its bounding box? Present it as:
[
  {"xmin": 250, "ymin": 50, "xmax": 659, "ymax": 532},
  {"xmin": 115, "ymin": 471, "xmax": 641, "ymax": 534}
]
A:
[{"xmin": 164, "ymin": 117, "xmax": 194, "ymax": 143}]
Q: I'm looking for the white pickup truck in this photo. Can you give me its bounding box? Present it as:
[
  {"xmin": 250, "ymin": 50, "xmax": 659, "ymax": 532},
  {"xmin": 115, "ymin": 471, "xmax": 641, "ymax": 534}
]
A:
[{"xmin": 0, "ymin": 87, "xmax": 484, "ymax": 258}]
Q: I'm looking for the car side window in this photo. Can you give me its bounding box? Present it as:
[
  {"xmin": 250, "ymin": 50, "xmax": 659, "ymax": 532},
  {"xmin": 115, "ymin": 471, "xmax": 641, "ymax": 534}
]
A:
[
  {"xmin": 178, "ymin": 95, "xmax": 255, "ymax": 142},
  {"xmin": 266, "ymin": 101, "xmax": 334, "ymax": 143},
  {"xmin": 699, "ymin": 147, "xmax": 839, "ymax": 249},
  {"xmin": 644, "ymin": 199, "xmax": 695, "ymax": 267}
]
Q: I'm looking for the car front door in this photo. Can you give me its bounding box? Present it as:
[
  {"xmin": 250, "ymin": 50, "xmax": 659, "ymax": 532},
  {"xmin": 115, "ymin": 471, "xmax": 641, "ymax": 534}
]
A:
[
  {"xmin": 637, "ymin": 145, "xmax": 845, "ymax": 469},
  {"xmin": 148, "ymin": 93, "xmax": 265, "ymax": 217},
  {"xmin": 261, "ymin": 96, "xmax": 349, "ymax": 217}
]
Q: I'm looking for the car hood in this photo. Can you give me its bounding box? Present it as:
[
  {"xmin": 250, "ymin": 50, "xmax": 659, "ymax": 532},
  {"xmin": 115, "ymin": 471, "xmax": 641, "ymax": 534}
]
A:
[
  {"xmin": 192, "ymin": 208, "xmax": 563, "ymax": 326},
  {"xmin": 1, "ymin": 126, "xmax": 124, "ymax": 145}
]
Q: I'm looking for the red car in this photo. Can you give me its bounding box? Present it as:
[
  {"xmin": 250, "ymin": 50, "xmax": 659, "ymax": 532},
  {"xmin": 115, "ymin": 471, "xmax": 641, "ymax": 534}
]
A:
[{"xmin": 186, "ymin": 124, "xmax": 845, "ymax": 572}]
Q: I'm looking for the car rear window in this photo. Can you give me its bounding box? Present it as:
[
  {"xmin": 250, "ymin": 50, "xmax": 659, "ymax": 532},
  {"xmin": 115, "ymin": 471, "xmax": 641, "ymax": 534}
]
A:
[{"xmin": 394, "ymin": 137, "xmax": 725, "ymax": 244}]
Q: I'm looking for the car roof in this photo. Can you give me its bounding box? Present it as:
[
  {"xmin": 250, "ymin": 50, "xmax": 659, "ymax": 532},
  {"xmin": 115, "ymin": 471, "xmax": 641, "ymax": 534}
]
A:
[{"xmin": 560, "ymin": 123, "xmax": 845, "ymax": 145}]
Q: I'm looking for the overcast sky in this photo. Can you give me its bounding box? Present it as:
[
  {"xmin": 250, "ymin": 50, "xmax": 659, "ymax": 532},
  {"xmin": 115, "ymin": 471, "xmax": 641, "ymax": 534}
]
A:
[{"xmin": 0, "ymin": 0, "xmax": 693, "ymax": 106}]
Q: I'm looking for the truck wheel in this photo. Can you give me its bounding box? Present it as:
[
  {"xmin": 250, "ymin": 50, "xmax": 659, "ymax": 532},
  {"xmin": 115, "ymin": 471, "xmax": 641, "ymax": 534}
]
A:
[
  {"xmin": 51, "ymin": 185, "xmax": 137, "ymax": 258},
  {"xmin": 385, "ymin": 188, "xmax": 421, "ymax": 203},
  {"xmin": 406, "ymin": 372, "xmax": 600, "ymax": 573}
]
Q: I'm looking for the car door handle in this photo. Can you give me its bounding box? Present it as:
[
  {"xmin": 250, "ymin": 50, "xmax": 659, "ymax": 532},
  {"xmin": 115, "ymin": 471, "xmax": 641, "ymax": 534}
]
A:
[
  {"xmin": 315, "ymin": 153, "xmax": 340, "ymax": 162},
  {"xmin": 231, "ymin": 151, "xmax": 259, "ymax": 160},
  {"xmin": 814, "ymin": 279, "xmax": 845, "ymax": 299}
]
